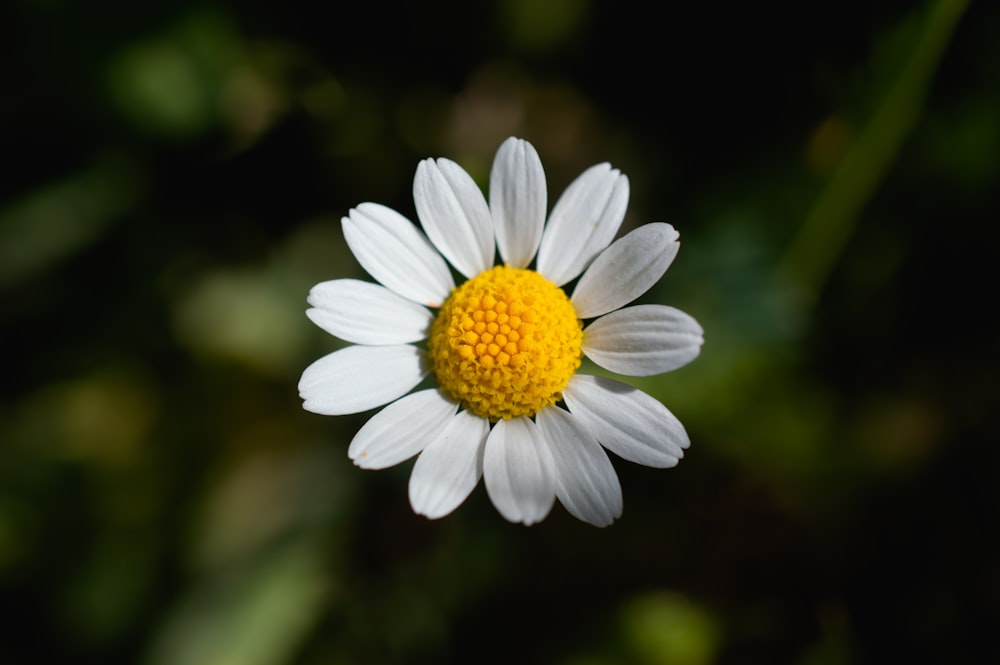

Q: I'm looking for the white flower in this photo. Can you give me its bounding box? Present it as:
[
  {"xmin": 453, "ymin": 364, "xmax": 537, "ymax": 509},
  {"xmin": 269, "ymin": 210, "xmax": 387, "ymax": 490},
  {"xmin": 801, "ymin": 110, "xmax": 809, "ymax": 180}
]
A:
[{"xmin": 300, "ymin": 137, "xmax": 703, "ymax": 527}]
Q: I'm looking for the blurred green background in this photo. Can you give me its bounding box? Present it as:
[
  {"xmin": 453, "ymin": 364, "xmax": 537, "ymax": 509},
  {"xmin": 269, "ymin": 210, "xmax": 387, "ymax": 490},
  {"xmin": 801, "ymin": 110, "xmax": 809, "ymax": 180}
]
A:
[{"xmin": 2, "ymin": 0, "xmax": 997, "ymax": 663}]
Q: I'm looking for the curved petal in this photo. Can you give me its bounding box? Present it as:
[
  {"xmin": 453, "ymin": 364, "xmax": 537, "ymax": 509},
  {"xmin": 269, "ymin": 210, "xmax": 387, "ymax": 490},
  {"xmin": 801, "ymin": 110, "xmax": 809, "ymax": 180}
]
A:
[
  {"xmin": 490, "ymin": 137, "xmax": 546, "ymax": 268},
  {"xmin": 563, "ymin": 374, "xmax": 689, "ymax": 468},
  {"xmin": 536, "ymin": 163, "xmax": 629, "ymax": 286},
  {"xmin": 342, "ymin": 203, "xmax": 454, "ymax": 307},
  {"xmin": 409, "ymin": 411, "xmax": 489, "ymax": 519},
  {"xmin": 536, "ymin": 406, "xmax": 622, "ymax": 527},
  {"xmin": 306, "ymin": 279, "xmax": 433, "ymax": 345},
  {"xmin": 414, "ymin": 157, "xmax": 495, "ymax": 278},
  {"xmin": 583, "ymin": 305, "xmax": 703, "ymax": 376},
  {"xmin": 483, "ymin": 417, "xmax": 555, "ymax": 526},
  {"xmin": 348, "ymin": 389, "xmax": 459, "ymax": 469},
  {"xmin": 299, "ymin": 345, "xmax": 429, "ymax": 416},
  {"xmin": 571, "ymin": 223, "xmax": 680, "ymax": 319}
]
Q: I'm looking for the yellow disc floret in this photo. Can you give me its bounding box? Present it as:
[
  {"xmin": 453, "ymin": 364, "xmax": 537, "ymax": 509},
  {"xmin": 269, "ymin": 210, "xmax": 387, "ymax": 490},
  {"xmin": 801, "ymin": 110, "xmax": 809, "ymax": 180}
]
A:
[{"xmin": 429, "ymin": 266, "xmax": 583, "ymax": 421}]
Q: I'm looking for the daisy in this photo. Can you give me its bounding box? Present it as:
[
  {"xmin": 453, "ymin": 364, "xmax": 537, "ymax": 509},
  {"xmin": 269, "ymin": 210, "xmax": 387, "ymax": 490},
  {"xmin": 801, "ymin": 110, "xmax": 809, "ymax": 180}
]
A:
[{"xmin": 299, "ymin": 137, "xmax": 703, "ymax": 527}]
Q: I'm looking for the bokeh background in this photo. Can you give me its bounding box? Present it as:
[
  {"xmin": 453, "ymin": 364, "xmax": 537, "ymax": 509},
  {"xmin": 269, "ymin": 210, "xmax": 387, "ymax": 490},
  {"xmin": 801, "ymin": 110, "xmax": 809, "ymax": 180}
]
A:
[{"xmin": 2, "ymin": 0, "xmax": 998, "ymax": 663}]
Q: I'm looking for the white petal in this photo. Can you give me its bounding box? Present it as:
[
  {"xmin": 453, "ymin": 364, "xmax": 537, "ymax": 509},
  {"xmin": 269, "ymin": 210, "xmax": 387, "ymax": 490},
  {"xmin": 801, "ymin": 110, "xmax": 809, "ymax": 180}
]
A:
[
  {"xmin": 483, "ymin": 417, "xmax": 555, "ymax": 525},
  {"xmin": 536, "ymin": 163, "xmax": 629, "ymax": 286},
  {"xmin": 306, "ymin": 279, "xmax": 433, "ymax": 345},
  {"xmin": 348, "ymin": 389, "xmax": 459, "ymax": 469},
  {"xmin": 342, "ymin": 203, "xmax": 454, "ymax": 307},
  {"xmin": 409, "ymin": 411, "xmax": 489, "ymax": 519},
  {"xmin": 536, "ymin": 407, "xmax": 622, "ymax": 527},
  {"xmin": 583, "ymin": 305, "xmax": 703, "ymax": 376},
  {"xmin": 490, "ymin": 137, "xmax": 546, "ymax": 268},
  {"xmin": 562, "ymin": 374, "xmax": 689, "ymax": 468},
  {"xmin": 414, "ymin": 158, "xmax": 495, "ymax": 278},
  {"xmin": 571, "ymin": 223, "xmax": 680, "ymax": 319},
  {"xmin": 298, "ymin": 345, "xmax": 428, "ymax": 416}
]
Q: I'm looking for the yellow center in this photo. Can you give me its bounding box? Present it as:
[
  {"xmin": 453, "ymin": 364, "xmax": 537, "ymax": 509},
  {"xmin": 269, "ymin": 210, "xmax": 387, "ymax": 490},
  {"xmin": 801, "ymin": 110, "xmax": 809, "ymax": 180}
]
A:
[{"xmin": 429, "ymin": 265, "xmax": 583, "ymax": 421}]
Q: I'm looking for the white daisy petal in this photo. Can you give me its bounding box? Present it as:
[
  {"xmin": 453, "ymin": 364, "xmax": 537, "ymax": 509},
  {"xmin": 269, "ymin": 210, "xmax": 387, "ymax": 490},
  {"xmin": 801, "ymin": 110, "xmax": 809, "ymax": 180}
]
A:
[
  {"xmin": 490, "ymin": 137, "xmax": 546, "ymax": 268},
  {"xmin": 299, "ymin": 345, "xmax": 429, "ymax": 416},
  {"xmin": 563, "ymin": 374, "xmax": 689, "ymax": 468},
  {"xmin": 583, "ymin": 304, "xmax": 704, "ymax": 376},
  {"xmin": 572, "ymin": 223, "xmax": 681, "ymax": 319},
  {"xmin": 348, "ymin": 389, "xmax": 459, "ymax": 469},
  {"xmin": 306, "ymin": 279, "xmax": 433, "ymax": 345},
  {"xmin": 483, "ymin": 417, "xmax": 556, "ymax": 526},
  {"xmin": 409, "ymin": 411, "xmax": 489, "ymax": 519},
  {"xmin": 342, "ymin": 203, "xmax": 454, "ymax": 307},
  {"xmin": 536, "ymin": 163, "xmax": 630, "ymax": 286},
  {"xmin": 536, "ymin": 407, "xmax": 623, "ymax": 527},
  {"xmin": 414, "ymin": 157, "xmax": 495, "ymax": 278}
]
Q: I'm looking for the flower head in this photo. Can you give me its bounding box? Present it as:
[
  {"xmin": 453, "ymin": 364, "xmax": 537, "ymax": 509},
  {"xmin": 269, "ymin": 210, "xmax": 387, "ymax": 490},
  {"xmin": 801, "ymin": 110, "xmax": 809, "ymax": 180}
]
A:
[{"xmin": 300, "ymin": 137, "xmax": 703, "ymax": 526}]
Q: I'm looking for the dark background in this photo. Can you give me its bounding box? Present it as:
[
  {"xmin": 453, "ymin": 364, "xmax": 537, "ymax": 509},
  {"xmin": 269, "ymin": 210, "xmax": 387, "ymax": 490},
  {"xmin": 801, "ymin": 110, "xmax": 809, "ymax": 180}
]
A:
[{"xmin": 1, "ymin": 1, "xmax": 997, "ymax": 664}]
